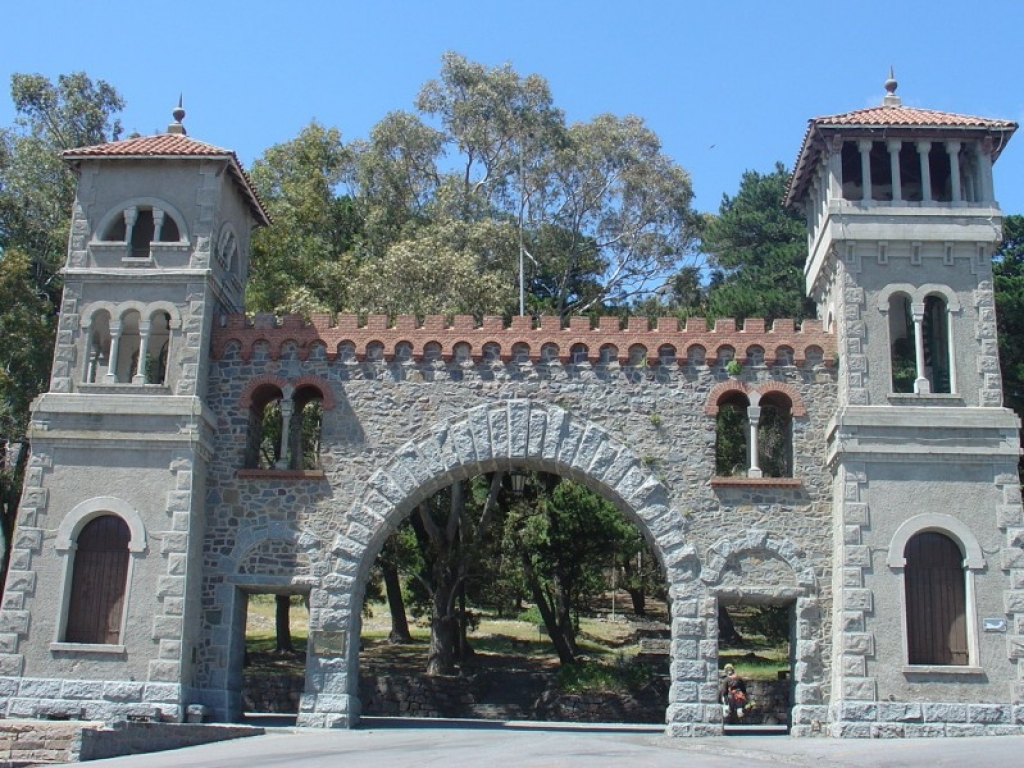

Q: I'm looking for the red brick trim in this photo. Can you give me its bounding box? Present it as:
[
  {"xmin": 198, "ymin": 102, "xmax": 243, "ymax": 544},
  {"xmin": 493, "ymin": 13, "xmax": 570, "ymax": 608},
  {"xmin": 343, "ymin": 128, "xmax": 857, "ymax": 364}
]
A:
[
  {"xmin": 236, "ymin": 469, "xmax": 327, "ymax": 480},
  {"xmin": 239, "ymin": 375, "xmax": 288, "ymax": 408},
  {"xmin": 290, "ymin": 375, "xmax": 336, "ymax": 410},
  {"xmin": 704, "ymin": 381, "xmax": 808, "ymax": 417},
  {"xmin": 757, "ymin": 383, "xmax": 808, "ymax": 417},
  {"xmin": 212, "ymin": 314, "xmax": 836, "ymax": 366},
  {"xmin": 705, "ymin": 381, "xmax": 750, "ymax": 415}
]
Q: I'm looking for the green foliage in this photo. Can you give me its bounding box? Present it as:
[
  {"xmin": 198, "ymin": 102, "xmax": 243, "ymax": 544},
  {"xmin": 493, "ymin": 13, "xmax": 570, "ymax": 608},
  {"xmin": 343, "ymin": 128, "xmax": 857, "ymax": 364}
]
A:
[
  {"xmin": 715, "ymin": 402, "xmax": 747, "ymax": 476},
  {"xmin": 725, "ymin": 359, "xmax": 742, "ymax": 376},
  {"xmin": 556, "ymin": 659, "xmax": 653, "ymax": 694},
  {"xmin": 757, "ymin": 405, "xmax": 791, "ymax": 478},
  {"xmin": 701, "ymin": 163, "xmax": 814, "ymax": 324},
  {"xmin": 247, "ymin": 122, "xmax": 360, "ymax": 314},
  {"xmin": 743, "ymin": 604, "xmax": 791, "ymax": 646}
]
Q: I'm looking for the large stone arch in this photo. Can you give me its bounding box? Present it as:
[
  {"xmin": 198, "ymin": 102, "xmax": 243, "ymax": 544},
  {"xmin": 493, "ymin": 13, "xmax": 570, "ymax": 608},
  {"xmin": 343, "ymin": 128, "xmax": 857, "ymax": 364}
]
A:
[{"xmin": 298, "ymin": 399, "xmax": 707, "ymax": 730}]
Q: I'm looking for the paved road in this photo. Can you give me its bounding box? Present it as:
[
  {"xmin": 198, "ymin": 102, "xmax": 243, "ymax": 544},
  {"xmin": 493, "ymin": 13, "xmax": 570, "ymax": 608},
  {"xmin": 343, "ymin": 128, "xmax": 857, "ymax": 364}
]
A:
[{"xmin": 71, "ymin": 720, "xmax": 1024, "ymax": 768}]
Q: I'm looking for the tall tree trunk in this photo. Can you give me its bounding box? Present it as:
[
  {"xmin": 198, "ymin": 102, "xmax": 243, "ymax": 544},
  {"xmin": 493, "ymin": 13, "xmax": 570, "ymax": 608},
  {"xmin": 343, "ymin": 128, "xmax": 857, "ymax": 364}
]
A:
[
  {"xmin": 718, "ymin": 604, "xmax": 742, "ymax": 645},
  {"xmin": 275, "ymin": 595, "xmax": 294, "ymax": 652},
  {"xmin": 521, "ymin": 552, "xmax": 576, "ymax": 665},
  {"xmin": 621, "ymin": 556, "xmax": 646, "ymax": 616},
  {"xmin": 382, "ymin": 560, "xmax": 412, "ymax": 644}
]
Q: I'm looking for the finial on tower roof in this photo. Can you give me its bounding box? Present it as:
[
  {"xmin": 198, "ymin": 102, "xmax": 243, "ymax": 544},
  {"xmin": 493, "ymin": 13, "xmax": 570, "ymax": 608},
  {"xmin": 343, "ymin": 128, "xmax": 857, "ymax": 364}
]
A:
[
  {"xmin": 168, "ymin": 95, "xmax": 187, "ymax": 135},
  {"xmin": 882, "ymin": 67, "xmax": 901, "ymax": 107}
]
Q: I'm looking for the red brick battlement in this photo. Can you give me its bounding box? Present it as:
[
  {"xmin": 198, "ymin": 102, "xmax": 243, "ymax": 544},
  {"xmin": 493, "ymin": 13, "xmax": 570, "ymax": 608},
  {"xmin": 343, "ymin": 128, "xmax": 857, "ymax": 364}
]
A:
[{"xmin": 212, "ymin": 313, "xmax": 835, "ymax": 366}]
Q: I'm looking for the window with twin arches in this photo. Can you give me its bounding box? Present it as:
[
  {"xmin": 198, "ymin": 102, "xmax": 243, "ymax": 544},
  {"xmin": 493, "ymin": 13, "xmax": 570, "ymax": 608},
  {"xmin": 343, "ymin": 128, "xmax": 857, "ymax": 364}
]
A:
[
  {"xmin": 99, "ymin": 203, "xmax": 185, "ymax": 258},
  {"xmin": 713, "ymin": 389, "xmax": 794, "ymax": 479},
  {"xmin": 244, "ymin": 381, "xmax": 329, "ymax": 471},
  {"xmin": 882, "ymin": 284, "xmax": 957, "ymax": 395}
]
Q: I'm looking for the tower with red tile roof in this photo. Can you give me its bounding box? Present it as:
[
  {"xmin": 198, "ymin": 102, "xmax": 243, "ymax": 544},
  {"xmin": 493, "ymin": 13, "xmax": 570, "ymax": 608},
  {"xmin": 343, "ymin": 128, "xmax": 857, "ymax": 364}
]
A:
[
  {"xmin": 786, "ymin": 72, "xmax": 1023, "ymax": 737},
  {"xmin": 0, "ymin": 103, "xmax": 269, "ymax": 722}
]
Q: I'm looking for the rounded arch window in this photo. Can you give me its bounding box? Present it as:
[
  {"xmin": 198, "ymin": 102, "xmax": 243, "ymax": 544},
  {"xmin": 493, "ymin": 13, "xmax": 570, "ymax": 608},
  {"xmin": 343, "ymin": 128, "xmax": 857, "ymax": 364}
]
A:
[
  {"xmin": 245, "ymin": 383, "xmax": 285, "ymax": 469},
  {"xmin": 598, "ymin": 344, "xmax": 619, "ymax": 365},
  {"xmin": 337, "ymin": 341, "xmax": 356, "ymax": 363},
  {"xmin": 65, "ymin": 515, "xmax": 131, "ymax": 644},
  {"xmin": 715, "ymin": 391, "xmax": 749, "ymax": 477},
  {"xmin": 657, "ymin": 344, "xmax": 676, "ymax": 366},
  {"xmin": 102, "ymin": 205, "xmax": 182, "ymax": 257},
  {"xmin": 570, "ymin": 343, "xmax": 589, "ymax": 365},
  {"xmin": 511, "ymin": 343, "xmax": 530, "ymax": 363},
  {"xmin": 686, "ymin": 345, "xmax": 706, "ymax": 366}
]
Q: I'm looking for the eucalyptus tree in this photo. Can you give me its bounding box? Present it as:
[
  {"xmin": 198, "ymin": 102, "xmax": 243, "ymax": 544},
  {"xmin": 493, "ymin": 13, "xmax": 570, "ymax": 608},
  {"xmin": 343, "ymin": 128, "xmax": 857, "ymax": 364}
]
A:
[{"xmin": 246, "ymin": 122, "xmax": 360, "ymax": 314}]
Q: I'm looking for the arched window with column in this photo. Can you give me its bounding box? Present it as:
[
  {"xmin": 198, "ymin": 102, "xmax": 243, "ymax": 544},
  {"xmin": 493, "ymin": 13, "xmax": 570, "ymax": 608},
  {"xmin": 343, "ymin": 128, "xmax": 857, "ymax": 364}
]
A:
[{"xmin": 882, "ymin": 284, "xmax": 957, "ymax": 395}]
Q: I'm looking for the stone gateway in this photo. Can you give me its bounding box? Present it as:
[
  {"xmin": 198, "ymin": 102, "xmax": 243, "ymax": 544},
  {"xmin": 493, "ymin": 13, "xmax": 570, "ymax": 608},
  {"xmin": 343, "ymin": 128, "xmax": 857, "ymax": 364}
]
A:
[{"xmin": 1, "ymin": 79, "xmax": 1021, "ymax": 738}]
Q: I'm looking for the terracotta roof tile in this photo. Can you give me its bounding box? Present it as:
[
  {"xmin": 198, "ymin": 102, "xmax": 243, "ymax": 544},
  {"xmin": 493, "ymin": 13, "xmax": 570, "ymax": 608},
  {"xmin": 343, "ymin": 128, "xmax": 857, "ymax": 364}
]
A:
[
  {"xmin": 62, "ymin": 133, "xmax": 235, "ymax": 158},
  {"xmin": 810, "ymin": 105, "xmax": 1017, "ymax": 130},
  {"xmin": 63, "ymin": 133, "xmax": 270, "ymax": 226}
]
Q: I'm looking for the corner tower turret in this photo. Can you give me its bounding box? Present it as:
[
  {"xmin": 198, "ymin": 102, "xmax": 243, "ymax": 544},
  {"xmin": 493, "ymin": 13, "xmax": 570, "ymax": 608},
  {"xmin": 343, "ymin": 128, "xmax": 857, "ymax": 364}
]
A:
[
  {"xmin": 0, "ymin": 106, "xmax": 268, "ymax": 723},
  {"xmin": 787, "ymin": 77, "xmax": 1024, "ymax": 738}
]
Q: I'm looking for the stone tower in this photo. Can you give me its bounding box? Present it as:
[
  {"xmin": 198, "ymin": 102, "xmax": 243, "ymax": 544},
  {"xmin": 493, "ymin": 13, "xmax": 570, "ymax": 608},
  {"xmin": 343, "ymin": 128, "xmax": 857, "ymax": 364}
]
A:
[
  {"xmin": 0, "ymin": 106, "xmax": 268, "ymax": 721},
  {"xmin": 786, "ymin": 74, "xmax": 1023, "ymax": 736}
]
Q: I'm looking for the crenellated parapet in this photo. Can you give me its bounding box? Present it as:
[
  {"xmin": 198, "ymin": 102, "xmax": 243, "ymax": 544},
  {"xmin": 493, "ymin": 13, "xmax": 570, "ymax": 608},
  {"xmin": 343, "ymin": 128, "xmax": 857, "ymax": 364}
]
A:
[{"xmin": 212, "ymin": 312, "xmax": 835, "ymax": 366}]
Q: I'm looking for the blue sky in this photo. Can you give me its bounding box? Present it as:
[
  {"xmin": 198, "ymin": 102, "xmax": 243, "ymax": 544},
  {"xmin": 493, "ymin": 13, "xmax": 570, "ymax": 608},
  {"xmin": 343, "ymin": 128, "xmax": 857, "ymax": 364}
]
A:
[{"xmin": 3, "ymin": 1, "xmax": 1024, "ymax": 216}]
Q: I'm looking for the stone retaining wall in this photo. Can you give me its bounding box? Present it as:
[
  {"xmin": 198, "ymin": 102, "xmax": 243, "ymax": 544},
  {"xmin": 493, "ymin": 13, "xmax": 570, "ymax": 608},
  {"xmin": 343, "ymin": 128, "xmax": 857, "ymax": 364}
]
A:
[
  {"xmin": 0, "ymin": 720, "xmax": 262, "ymax": 765},
  {"xmin": 242, "ymin": 674, "xmax": 304, "ymax": 713}
]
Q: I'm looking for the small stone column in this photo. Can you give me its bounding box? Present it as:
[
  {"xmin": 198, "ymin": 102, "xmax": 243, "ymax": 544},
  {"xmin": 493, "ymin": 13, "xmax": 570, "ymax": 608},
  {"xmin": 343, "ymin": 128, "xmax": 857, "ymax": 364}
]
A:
[
  {"xmin": 133, "ymin": 321, "xmax": 151, "ymax": 384},
  {"xmin": 974, "ymin": 140, "xmax": 994, "ymax": 203},
  {"xmin": 747, "ymin": 406, "xmax": 762, "ymax": 478},
  {"xmin": 275, "ymin": 400, "xmax": 295, "ymax": 469},
  {"xmin": 886, "ymin": 140, "xmax": 903, "ymax": 202},
  {"xmin": 917, "ymin": 142, "xmax": 933, "ymax": 202},
  {"xmin": 911, "ymin": 302, "xmax": 930, "ymax": 394},
  {"xmin": 858, "ymin": 140, "xmax": 873, "ymax": 202},
  {"xmin": 123, "ymin": 206, "xmax": 138, "ymax": 244},
  {"xmin": 152, "ymin": 208, "xmax": 165, "ymax": 241},
  {"xmin": 104, "ymin": 321, "xmax": 123, "ymax": 382},
  {"xmin": 945, "ymin": 141, "xmax": 962, "ymax": 203}
]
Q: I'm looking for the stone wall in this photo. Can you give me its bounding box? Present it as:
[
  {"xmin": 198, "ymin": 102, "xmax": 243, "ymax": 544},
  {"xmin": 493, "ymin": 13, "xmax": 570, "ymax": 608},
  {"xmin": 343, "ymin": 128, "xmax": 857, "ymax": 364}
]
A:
[
  {"xmin": 0, "ymin": 719, "xmax": 262, "ymax": 765},
  {"xmin": 194, "ymin": 317, "xmax": 838, "ymax": 730},
  {"xmin": 242, "ymin": 674, "xmax": 304, "ymax": 713}
]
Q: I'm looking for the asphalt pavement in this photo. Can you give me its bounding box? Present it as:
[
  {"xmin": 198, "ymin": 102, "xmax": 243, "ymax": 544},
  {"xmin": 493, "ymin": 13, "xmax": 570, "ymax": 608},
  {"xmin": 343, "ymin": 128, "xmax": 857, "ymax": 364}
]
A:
[{"xmin": 67, "ymin": 719, "xmax": 1024, "ymax": 768}]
